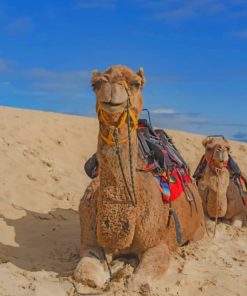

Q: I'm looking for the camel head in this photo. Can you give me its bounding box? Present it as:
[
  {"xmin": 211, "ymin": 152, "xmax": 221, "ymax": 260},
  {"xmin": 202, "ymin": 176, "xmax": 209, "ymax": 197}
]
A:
[
  {"xmin": 201, "ymin": 136, "xmax": 230, "ymax": 218},
  {"xmin": 202, "ymin": 136, "xmax": 230, "ymax": 170},
  {"xmin": 91, "ymin": 65, "xmax": 145, "ymax": 120}
]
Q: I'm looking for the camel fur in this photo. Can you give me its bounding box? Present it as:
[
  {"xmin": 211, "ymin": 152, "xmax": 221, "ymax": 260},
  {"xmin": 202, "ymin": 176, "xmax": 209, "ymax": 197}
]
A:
[
  {"xmin": 197, "ymin": 137, "xmax": 247, "ymax": 226},
  {"xmin": 74, "ymin": 65, "xmax": 205, "ymax": 291}
]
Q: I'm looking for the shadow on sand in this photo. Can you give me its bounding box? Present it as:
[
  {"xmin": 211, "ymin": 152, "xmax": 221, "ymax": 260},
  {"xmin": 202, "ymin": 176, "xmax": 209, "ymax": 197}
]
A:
[{"xmin": 0, "ymin": 207, "xmax": 80, "ymax": 274}]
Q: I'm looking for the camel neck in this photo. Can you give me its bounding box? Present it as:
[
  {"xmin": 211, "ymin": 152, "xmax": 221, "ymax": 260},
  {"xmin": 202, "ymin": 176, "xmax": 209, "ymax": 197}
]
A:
[
  {"xmin": 96, "ymin": 127, "xmax": 139, "ymax": 250},
  {"xmin": 97, "ymin": 126, "xmax": 139, "ymax": 203}
]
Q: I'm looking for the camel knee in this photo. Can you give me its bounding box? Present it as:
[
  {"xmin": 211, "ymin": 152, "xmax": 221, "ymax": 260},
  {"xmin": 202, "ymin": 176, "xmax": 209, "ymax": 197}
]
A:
[{"xmin": 74, "ymin": 256, "xmax": 110, "ymax": 288}]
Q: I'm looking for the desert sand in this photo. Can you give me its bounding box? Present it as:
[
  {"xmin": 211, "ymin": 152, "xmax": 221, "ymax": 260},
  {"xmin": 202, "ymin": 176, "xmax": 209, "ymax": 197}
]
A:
[{"xmin": 0, "ymin": 106, "xmax": 246, "ymax": 296}]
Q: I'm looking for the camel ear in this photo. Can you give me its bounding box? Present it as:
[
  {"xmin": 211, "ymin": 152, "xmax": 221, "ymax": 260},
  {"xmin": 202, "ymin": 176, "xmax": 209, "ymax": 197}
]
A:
[
  {"xmin": 137, "ymin": 67, "xmax": 146, "ymax": 87},
  {"xmin": 224, "ymin": 139, "xmax": 231, "ymax": 151},
  {"xmin": 224, "ymin": 138, "xmax": 229, "ymax": 145},
  {"xmin": 202, "ymin": 138, "xmax": 208, "ymax": 147},
  {"xmin": 91, "ymin": 69, "xmax": 101, "ymax": 85}
]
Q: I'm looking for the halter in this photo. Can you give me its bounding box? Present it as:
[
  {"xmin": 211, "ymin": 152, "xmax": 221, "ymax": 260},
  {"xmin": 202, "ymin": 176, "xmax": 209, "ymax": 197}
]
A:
[
  {"xmin": 96, "ymin": 80, "xmax": 138, "ymax": 207},
  {"xmin": 97, "ymin": 81, "xmax": 138, "ymax": 145},
  {"xmin": 206, "ymin": 143, "xmax": 228, "ymax": 238},
  {"xmin": 208, "ymin": 144, "xmax": 228, "ymax": 173}
]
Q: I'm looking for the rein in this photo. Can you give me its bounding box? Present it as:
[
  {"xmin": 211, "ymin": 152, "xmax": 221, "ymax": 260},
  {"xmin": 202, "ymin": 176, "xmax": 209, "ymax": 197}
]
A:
[
  {"xmin": 206, "ymin": 144, "xmax": 227, "ymax": 238},
  {"xmin": 208, "ymin": 145, "xmax": 228, "ymax": 173},
  {"xmin": 97, "ymin": 81, "xmax": 138, "ymax": 145},
  {"xmin": 97, "ymin": 80, "xmax": 138, "ymax": 207}
]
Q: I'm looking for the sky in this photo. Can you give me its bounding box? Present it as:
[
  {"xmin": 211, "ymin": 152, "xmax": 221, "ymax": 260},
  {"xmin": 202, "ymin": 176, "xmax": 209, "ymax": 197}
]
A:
[{"xmin": 0, "ymin": 0, "xmax": 247, "ymax": 141}]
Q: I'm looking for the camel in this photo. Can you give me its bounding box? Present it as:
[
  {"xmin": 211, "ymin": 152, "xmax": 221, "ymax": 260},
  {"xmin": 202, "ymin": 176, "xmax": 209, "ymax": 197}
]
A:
[
  {"xmin": 195, "ymin": 136, "xmax": 247, "ymax": 227},
  {"xmin": 74, "ymin": 65, "xmax": 205, "ymax": 291}
]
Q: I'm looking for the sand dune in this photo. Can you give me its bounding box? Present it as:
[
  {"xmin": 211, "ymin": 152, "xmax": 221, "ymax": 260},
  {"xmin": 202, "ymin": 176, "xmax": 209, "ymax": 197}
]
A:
[{"xmin": 0, "ymin": 106, "xmax": 246, "ymax": 296}]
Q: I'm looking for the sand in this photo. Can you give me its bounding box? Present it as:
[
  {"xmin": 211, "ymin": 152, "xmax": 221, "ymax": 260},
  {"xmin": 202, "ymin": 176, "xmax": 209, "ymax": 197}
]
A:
[{"xmin": 0, "ymin": 106, "xmax": 246, "ymax": 296}]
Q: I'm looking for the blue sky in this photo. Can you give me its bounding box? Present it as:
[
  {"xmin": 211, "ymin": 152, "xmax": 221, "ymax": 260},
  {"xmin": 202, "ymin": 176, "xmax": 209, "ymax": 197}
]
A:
[{"xmin": 0, "ymin": 0, "xmax": 247, "ymax": 140}]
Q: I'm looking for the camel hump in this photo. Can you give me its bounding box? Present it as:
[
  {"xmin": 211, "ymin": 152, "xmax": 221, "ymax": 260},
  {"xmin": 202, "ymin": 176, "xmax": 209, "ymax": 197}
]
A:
[{"xmin": 83, "ymin": 117, "xmax": 190, "ymax": 179}]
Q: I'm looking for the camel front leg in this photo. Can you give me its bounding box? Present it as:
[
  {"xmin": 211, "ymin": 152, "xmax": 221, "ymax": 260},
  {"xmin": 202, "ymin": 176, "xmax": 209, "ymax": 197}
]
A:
[
  {"xmin": 129, "ymin": 242, "xmax": 170, "ymax": 292},
  {"xmin": 74, "ymin": 247, "xmax": 111, "ymax": 288},
  {"xmin": 231, "ymin": 214, "xmax": 243, "ymax": 228},
  {"xmin": 74, "ymin": 180, "xmax": 110, "ymax": 289}
]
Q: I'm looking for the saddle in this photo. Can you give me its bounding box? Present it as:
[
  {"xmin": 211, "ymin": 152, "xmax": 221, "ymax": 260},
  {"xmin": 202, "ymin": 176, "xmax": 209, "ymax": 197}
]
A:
[
  {"xmin": 84, "ymin": 118, "xmax": 197, "ymax": 244},
  {"xmin": 85, "ymin": 118, "xmax": 197, "ymax": 204},
  {"xmin": 193, "ymin": 152, "xmax": 247, "ymax": 206}
]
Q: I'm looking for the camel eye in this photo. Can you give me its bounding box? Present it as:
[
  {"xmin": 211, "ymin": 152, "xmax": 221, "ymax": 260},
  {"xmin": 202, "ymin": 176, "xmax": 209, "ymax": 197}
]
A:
[
  {"xmin": 130, "ymin": 82, "xmax": 140, "ymax": 89},
  {"xmin": 92, "ymin": 80, "xmax": 103, "ymax": 90},
  {"xmin": 206, "ymin": 147, "xmax": 212, "ymax": 152},
  {"xmin": 91, "ymin": 82, "xmax": 98, "ymax": 90}
]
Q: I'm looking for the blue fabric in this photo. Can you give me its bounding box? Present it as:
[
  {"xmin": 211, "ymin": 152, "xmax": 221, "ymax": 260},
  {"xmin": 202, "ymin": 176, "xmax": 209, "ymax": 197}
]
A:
[{"xmin": 155, "ymin": 176, "xmax": 171, "ymax": 197}]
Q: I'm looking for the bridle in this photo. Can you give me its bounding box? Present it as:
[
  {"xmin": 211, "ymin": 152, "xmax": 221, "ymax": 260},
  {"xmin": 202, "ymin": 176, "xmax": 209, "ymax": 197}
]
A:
[
  {"xmin": 96, "ymin": 80, "xmax": 138, "ymax": 207},
  {"xmin": 208, "ymin": 144, "xmax": 228, "ymax": 174},
  {"xmin": 96, "ymin": 80, "xmax": 138, "ymax": 145},
  {"xmin": 205, "ymin": 143, "xmax": 229, "ymax": 238}
]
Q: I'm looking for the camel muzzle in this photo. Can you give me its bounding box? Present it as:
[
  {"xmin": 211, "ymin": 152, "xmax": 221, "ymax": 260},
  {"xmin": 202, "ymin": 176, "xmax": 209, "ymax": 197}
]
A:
[
  {"xmin": 218, "ymin": 152, "xmax": 228, "ymax": 162},
  {"xmin": 100, "ymin": 101, "xmax": 126, "ymax": 113}
]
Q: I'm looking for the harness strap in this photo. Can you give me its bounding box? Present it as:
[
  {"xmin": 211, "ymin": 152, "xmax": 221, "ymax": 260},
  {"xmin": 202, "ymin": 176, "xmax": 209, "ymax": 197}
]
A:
[
  {"xmin": 167, "ymin": 207, "xmax": 182, "ymax": 245},
  {"xmin": 208, "ymin": 145, "xmax": 228, "ymax": 172},
  {"xmin": 97, "ymin": 81, "xmax": 138, "ymax": 145},
  {"xmin": 137, "ymin": 130, "xmax": 153, "ymax": 158},
  {"xmin": 113, "ymin": 128, "xmax": 137, "ymax": 207},
  {"xmin": 193, "ymin": 154, "xmax": 207, "ymax": 181}
]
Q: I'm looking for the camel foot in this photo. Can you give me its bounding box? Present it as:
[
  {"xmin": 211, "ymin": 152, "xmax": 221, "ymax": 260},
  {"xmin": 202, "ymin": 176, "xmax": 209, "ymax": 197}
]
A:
[
  {"xmin": 74, "ymin": 256, "xmax": 110, "ymax": 289},
  {"xmin": 136, "ymin": 242, "xmax": 170, "ymax": 278},
  {"xmin": 231, "ymin": 217, "xmax": 243, "ymax": 228},
  {"xmin": 126, "ymin": 243, "xmax": 169, "ymax": 293},
  {"xmin": 128, "ymin": 274, "xmax": 152, "ymax": 295},
  {"xmin": 74, "ymin": 282, "xmax": 104, "ymax": 295}
]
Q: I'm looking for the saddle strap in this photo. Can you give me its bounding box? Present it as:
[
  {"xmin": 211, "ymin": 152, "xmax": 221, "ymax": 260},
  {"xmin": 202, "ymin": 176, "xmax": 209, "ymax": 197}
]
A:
[{"xmin": 167, "ymin": 207, "xmax": 182, "ymax": 245}]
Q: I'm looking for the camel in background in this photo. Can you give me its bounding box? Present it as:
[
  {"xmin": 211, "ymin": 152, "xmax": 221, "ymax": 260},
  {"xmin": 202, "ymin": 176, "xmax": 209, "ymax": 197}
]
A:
[
  {"xmin": 74, "ymin": 65, "xmax": 205, "ymax": 292},
  {"xmin": 195, "ymin": 136, "xmax": 247, "ymax": 227}
]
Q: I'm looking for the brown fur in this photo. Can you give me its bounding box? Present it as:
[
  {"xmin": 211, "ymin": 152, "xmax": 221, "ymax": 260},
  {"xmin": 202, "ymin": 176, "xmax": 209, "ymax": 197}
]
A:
[
  {"xmin": 74, "ymin": 65, "xmax": 205, "ymax": 290},
  {"xmin": 198, "ymin": 137, "xmax": 247, "ymax": 224}
]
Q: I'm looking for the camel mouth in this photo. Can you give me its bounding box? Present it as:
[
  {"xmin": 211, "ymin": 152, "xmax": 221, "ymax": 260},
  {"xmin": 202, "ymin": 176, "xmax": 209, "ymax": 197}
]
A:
[
  {"xmin": 102, "ymin": 101, "xmax": 125, "ymax": 107},
  {"xmin": 100, "ymin": 101, "xmax": 126, "ymax": 112}
]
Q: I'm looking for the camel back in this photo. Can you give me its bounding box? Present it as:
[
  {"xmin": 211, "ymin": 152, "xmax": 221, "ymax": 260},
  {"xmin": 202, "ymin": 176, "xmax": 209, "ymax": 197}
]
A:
[{"xmin": 84, "ymin": 118, "xmax": 190, "ymax": 179}]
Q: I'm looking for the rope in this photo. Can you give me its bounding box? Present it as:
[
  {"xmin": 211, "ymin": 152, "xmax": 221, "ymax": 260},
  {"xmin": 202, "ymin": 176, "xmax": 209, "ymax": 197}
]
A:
[
  {"xmin": 205, "ymin": 170, "xmax": 220, "ymax": 239},
  {"xmin": 126, "ymin": 97, "xmax": 137, "ymax": 206},
  {"xmin": 113, "ymin": 128, "xmax": 137, "ymax": 207},
  {"xmin": 97, "ymin": 80, "xmax": 138, "ymax": 207},
  {"xmin": 96, "ymin": 81, "xmax": 138, "ymax": 146},
  {"xmin": 101, "ymin": 247, "xmax": 112, "ymax": 281}
]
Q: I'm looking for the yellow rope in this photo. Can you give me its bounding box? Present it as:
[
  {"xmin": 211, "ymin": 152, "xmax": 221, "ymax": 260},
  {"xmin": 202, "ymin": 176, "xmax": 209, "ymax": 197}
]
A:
[{"xmin": 97, "ymin": 81, "xmax": 138, "ymax": 145}]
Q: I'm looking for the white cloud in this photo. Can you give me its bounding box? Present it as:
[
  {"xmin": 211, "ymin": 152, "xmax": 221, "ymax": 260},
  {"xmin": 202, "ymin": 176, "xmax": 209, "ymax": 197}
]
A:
[
  {"xmin": 147, "ymin": 74, "xmax": 186, "ymax": 81},
  {"xmin": 151, "ymin": 108, "xmax": 177, "ymax": 114},
  {"xmin": 0, "ymin": 58, "xmax": 90, "ymax": 100},
  {"xmin": 138, "ymin": 0, "xmax": 245, "ymax": 22},
  {"xmin": 0, "ymin": 81, "xmax": 11, "ymax": 88},
  {"xmin": 229, "ymin": 29, "xmax": 247, "ymax": 38},
  {"xmin": 4, "ymin": 17, "xmax": 34, "ymax": 35},
  {"xmin": 232, "ymin": 132, "xmax": 247, "ymax": 142},
  {"xmin": 146, "ymin": 108, "xmax": 247, "ymax": 139},
  {"xmin": 0, "ymin": 58, "xmax": 14, "ymax": 74},
  {"xmin": 25, "ymin": 68, "xmax": 90, "ymax": 92},
  {"xmin": 0, "ymin": 59, "xmax": 8, "ymax": 71},
  {"xmin": 76, "ymin": 0, "xmax": 116, "ymax": 10}
]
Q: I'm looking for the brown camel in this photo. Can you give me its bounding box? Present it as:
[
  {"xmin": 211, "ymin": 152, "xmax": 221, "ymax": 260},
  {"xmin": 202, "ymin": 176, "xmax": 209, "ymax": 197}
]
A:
[
  {"xmin": 196, "ymin": 136, "xmax": 247, "ymax": 227},
  {"xmin": 74, "ymin": 65, "xmax": 205, "ymax": 291}
]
